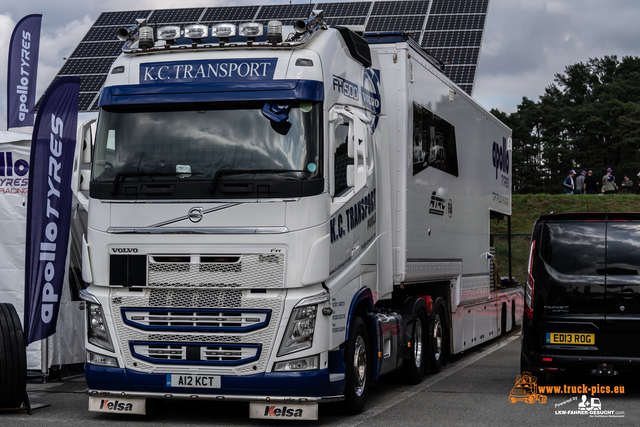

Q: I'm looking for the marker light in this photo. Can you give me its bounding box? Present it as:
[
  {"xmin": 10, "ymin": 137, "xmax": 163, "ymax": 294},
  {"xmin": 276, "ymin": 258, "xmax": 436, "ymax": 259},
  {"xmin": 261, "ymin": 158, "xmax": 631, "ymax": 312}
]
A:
[
  {"xmin": 211, "ymin": 23, "xmax": 237, "ymax": 38},
  {"xmin": 267, "ymin": 21, "xmax": 283, "ymax": 44},
  {"xmin": 184, "ymin": 24, "xmax": 209, "ymax": 42},
  {"xmin": 238, "ymin": 22, "xmax": 264, "ymax": 38},
  {"xmin": 138, "ymin": 25, "xmax": 155, "ymax": 49},
  {"xmin": 157, "ymin": 25, "xmax": 181, "ymax": 43}
]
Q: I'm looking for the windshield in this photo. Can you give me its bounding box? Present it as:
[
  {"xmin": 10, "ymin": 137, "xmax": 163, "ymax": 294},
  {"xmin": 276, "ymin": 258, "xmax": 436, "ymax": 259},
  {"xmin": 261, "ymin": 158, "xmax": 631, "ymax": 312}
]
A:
[{"xmin": 92, "ymin": 101, "xmax": 322, "ymax": 187}]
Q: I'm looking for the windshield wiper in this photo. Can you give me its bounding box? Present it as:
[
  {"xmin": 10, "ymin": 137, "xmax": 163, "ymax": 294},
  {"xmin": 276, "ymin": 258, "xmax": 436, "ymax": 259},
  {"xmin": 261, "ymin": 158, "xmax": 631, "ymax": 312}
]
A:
[
  {"xmin": 208, "ymin": 169, "xmax": 306, "ymax": 193},
  {"xmin": 110, "ymin": 171, "xmax": 203, "ymax": 194}
]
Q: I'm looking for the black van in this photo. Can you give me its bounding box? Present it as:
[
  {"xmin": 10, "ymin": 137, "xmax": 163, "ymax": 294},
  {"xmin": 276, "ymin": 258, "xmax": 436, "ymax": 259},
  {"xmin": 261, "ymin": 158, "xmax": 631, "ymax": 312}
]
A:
[{"xmin": 521, "ymin": 212, "xmax": 640, "ymax": 383}]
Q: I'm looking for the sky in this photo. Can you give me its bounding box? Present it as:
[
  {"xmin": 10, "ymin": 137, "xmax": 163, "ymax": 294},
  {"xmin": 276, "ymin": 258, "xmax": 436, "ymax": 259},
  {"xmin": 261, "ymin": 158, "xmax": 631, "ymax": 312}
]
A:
[{"xmin": 2, "ymin": 0, "xmax": 640, "ymax": 131}]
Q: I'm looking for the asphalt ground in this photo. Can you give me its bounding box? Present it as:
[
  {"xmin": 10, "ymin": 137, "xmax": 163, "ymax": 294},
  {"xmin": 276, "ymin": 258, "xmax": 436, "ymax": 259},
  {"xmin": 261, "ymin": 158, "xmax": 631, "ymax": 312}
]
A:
[{"xmin": 2, "ymin": 323, "xmax": 638, "ymax": 426}]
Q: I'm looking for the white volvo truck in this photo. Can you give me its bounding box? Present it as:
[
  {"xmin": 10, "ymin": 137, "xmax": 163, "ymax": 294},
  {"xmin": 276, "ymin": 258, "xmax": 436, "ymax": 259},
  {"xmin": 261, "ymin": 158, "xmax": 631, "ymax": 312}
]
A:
[{"xmin": 76, "ymin": 11, "xmax": 522, "ymax": 419}]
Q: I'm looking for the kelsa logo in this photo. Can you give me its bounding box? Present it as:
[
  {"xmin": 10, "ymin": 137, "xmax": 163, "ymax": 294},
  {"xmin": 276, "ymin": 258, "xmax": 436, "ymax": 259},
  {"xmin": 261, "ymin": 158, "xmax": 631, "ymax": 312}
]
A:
[
  {"xmin": 110, "ymin": 247, "xmax": 139, "ymax": 254},
  {"xmin": 263, "ymin": 405, "xmax": 304, "ymax": 418},
  {"xmin": 99, "ymin": 399, "xmax": 134, "ymax": 412}
]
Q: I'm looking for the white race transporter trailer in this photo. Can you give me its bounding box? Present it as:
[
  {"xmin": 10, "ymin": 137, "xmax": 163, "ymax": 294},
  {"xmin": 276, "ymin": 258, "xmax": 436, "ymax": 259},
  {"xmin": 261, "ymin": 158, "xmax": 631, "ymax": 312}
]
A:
[{"xmin": 77, "ymin": 11, "xmax": 522, "ymax": 419}]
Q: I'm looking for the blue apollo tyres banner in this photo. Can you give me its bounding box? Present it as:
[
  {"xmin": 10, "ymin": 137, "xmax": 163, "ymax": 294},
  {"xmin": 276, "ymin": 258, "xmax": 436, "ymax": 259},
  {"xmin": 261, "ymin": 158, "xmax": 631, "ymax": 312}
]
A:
[
  {"xmin": 24, "ymin": 76, "xmax": 79, "ymax": 345},
  {"xmin": 7, "ymin": 14, "xmax": 42, "ymax": 130}
]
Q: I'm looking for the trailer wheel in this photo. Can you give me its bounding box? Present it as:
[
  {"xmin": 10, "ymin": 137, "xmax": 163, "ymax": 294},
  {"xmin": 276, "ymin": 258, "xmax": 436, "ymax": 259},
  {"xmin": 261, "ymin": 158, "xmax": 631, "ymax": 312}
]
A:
[
  {"xmin": 0, "ymin": 303, "xmax": 27, "ymax": 409},
  {"xmin": 402, "ymin": 310, "xmax": 426, "ymax": 384},
  {"xmin": 343, "ymin": 316, "xmax": 370, "ymax": 415},
  {"xmin": 429, "ymin": 309, "xmax": 444, "ymax": 374}
]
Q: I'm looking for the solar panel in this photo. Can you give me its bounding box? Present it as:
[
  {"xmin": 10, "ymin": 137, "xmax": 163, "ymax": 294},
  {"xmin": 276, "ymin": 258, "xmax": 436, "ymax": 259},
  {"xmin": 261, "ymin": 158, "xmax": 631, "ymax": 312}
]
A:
[
  {"xmin": 46, "ymin": 0, "xmax": 492, "ymax": 111},
  {"xmin": 148, "ymin": 8, "xmax": 205, "ymax": 25},
  {"xmin": 430, "ymin": 0, "xmax": 489, "ymax": 15},
  {"xmin": 317, "ymin": 2, "xmax": 371, "ymax": 17},
  {"xmin": 366, "ymin": 16, "xmax": 426, "ymax": 32},
  {"xmin": 371, "ymin": 1, "xmax": 430, "ymax": 16}
]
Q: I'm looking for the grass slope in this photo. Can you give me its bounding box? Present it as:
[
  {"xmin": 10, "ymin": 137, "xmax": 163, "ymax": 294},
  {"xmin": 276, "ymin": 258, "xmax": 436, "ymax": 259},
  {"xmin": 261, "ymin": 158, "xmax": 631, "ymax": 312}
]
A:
[{"xmin": 492, "ymin": 194, "xmax": 640, "ymax": 234}]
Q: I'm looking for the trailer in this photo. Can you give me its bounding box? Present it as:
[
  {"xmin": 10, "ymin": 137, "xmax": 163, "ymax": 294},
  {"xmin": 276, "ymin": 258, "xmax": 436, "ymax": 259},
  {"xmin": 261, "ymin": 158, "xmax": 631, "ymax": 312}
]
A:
[{"xmin": 75, "ymin": 11, "xmax": 522, "ymax": 419}]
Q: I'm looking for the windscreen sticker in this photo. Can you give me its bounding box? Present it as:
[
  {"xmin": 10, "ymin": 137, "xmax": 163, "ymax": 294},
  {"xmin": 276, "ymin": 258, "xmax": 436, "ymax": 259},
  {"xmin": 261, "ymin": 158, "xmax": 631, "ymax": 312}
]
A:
[{"xmin": 140, "ymin": 58, "xmax": 278, "ymax": 84}]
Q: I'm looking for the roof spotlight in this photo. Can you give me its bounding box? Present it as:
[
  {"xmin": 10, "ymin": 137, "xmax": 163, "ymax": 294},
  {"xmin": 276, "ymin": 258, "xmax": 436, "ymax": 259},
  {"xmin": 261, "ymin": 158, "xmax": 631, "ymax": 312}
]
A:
[
  {"xmin": 184, "ymin": 24, "xmax": 209, "ymax": 44},
  {"xmin": 211, "ymin": 23, "xmax": 237, "ymax": 45},
  {"xmin": 157, "ymin": 25, "xmax": 181, "ymax": 45}
]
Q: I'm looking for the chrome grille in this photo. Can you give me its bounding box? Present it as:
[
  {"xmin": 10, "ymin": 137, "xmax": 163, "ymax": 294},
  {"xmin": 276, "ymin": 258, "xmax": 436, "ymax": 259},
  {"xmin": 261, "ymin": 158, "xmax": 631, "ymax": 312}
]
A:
[
  {"xmin": 111, "ymin": 288, "xmax": 284, "ymax": 374},
  {"xmin": 121, "ymin": 308, "xmax": 270, "ymax": 332}
]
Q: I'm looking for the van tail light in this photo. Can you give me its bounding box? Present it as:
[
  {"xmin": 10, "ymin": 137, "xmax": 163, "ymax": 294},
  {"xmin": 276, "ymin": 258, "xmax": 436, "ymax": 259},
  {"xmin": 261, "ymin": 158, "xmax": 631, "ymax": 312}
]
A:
[{"xmin": 525, "ymin": 240, "xmax": 535, "ymax": 319}]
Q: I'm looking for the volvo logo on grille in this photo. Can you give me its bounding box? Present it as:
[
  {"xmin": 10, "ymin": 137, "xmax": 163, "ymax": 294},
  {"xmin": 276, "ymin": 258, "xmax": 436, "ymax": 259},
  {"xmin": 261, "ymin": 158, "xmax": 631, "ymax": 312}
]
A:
[
  {"xmin": 111, "ymin": 247, "xmax": 138, "ymax": 253},
  {"xmin": 189, "ymin": 207, "xmax": 204, "ymax": 223}
]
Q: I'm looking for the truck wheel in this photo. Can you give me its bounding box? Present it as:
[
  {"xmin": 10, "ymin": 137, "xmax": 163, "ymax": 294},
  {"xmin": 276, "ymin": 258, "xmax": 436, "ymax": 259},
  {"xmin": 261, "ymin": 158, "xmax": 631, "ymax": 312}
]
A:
[
  {"xmin": 429, "ymin": 309, "xmax": 445, "ymax": 374},
  {"xmin": 0, "ymin": 303, "xmax": 27, "ymax": 409},
  {"xmin": 343, "ymin": 316, "xmax": 370, "ymax": 415},
  {"xmin": 402, "ymin": 311, "xmax": 426, "ymax": 384}
]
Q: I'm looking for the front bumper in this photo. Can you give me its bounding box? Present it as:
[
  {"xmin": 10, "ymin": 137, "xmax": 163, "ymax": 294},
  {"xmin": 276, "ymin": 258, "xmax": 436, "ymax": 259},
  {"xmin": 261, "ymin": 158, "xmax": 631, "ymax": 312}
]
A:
[{"xmin": 85, "ymin": 364, "xmax": 345, "ymax": 401}]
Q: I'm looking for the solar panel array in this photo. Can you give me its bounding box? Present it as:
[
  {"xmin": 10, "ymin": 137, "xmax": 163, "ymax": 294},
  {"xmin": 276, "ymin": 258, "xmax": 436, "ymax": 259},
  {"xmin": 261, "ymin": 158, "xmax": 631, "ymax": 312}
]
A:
[{"xmin": 51, "ymin": 0, "xmax": 489, "ymax": 111}]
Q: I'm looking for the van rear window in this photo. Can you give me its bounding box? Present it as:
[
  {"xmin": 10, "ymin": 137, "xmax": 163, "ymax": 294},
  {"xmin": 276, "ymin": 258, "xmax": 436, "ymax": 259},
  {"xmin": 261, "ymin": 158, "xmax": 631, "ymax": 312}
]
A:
[
  {"xmin": 605, "ymin": 223, "xmax": 640, "ymax": 275},
  {"xmin": 540, "ymin": 223, "xmax": 605, "ymax": 275},
  {"xmin": 540, "ymin": 222, "xmax": 640, "ymax": 276}
]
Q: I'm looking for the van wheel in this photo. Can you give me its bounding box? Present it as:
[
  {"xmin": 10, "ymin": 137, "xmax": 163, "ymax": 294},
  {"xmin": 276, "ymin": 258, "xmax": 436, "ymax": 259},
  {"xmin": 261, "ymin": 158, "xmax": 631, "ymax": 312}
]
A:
[
  {"xmin": 429, "ymin": 309, "xmax": 445, "ymax": 373},
  {"xmin": 402, "ymin": 311, "xmax": 426, "ymax": 384},
  {"xmin": 343, "ymin": 316, "xmax": 370, "ymax": 414},
  {"xmin": 520, "ymin": 349, "xmax": 545, "ymax": 386},
  {"xmin": 0, "ymin": 303, "xmax": 27, "ymax": 409}
]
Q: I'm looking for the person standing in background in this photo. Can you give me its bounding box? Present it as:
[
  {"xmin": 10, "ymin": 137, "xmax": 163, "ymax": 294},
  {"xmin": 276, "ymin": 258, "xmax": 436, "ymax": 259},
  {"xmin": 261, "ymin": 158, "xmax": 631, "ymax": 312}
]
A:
[
  {"xmin": 621, "ymin": 175, "xmax": 634, "ymax": 194},
  {"xmin": 563, "ymin": 170, "xmax": 576, "ymax": 195},
  {"xmin": 584, "ymin": 170, "xmax": 598, "ymax": 194},
  {"xmin": 602, "ymin": 168, "xmax": 618, "ymax": 194},
  {"xmin": 575, "ymin": 170, "xmax": 586, "ymax": 194}
]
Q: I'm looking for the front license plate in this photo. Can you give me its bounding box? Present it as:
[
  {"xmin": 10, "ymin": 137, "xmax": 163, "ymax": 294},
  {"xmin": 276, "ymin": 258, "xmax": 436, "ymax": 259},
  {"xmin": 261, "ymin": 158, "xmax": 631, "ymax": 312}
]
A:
[
  {"xmin": 167, "ymin": 374, "xmax": 221, "ymax": 388},
  {"xmin": 249, "ymin": 402, "xmax": 318, "ymax": 420},
  {"xmin": 546, "ymin": 332, "xmax": 595, "ymax": 345}
]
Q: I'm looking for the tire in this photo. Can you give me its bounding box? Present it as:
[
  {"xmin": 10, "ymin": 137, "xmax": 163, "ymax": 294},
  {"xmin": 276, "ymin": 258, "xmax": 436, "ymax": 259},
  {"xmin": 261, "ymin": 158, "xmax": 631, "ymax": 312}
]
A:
[
  {"xmin": 343, "ymin": 316, "xmax": 370, "ymax": 415},
  {"xmin": 0, "ymin": 303, "xmax": 27, "ymax": 409},
  {"xmin": 429, "ymin": 309, "xmax": 445, "ymax": 374},
  {"xmin": 520, "ymin": 349, "xmax": 545, "ymax": 386},
  {"xmin": 401, "ymin": 311, "xmax": 427, "ymax": 384},
  {"xmin": 500, "ymin": 304, "xmax": 507, "ymax": 336},
  {"xmin": 511, "ymin": 301, "xmax": 516, "ymax": 332}
]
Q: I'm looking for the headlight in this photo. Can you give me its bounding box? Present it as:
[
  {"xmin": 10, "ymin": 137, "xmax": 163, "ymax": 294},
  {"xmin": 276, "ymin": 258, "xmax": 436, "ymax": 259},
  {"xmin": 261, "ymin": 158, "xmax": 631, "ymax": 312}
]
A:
[
  {"xmin": 274, "ymin": 355, "xmax": 319, "ymax": 372},
  {"xmin": 87, "ymin": 302, "xmax": 114, "ymax": 352},
  {"xmin": 278, "ymin": 305, "xmax": 318, "ymax": 356}
]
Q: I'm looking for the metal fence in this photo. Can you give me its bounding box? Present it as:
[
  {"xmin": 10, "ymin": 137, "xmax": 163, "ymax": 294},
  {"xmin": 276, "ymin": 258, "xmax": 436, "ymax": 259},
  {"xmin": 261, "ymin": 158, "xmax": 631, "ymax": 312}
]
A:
[{"xmin": 492, "ymin": 233, "xmax": 531, "ymax": 285}]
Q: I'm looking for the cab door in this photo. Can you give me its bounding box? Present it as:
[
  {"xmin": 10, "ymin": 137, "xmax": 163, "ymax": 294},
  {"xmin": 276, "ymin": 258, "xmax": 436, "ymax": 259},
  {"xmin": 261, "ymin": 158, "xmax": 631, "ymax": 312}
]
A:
[{"xmin": 604, "ymin": 221, "xmax": 640, "ymax": 356}]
